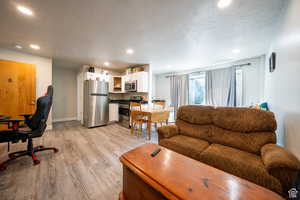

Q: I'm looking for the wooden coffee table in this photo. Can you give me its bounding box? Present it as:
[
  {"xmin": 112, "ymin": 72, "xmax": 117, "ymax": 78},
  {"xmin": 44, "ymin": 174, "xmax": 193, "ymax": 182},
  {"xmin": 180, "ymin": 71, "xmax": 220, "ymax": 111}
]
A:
[{"xmin": 119, "ymin": 143, "xmax": 283, "ymax": 200}]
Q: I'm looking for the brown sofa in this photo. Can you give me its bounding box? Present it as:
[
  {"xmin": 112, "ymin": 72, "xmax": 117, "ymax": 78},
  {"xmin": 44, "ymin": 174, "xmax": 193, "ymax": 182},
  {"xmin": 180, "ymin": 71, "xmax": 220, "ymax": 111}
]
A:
[{"xmin": 157, "ymin": 105, "xmax": 300, "ymax": 197}]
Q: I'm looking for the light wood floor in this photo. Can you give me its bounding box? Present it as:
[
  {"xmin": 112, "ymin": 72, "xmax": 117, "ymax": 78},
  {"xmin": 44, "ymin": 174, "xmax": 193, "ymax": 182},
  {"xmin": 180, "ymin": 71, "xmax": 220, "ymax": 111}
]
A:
[{"xmin": 0, "ymin": 122, "xmax": 158, "ymax": 200}]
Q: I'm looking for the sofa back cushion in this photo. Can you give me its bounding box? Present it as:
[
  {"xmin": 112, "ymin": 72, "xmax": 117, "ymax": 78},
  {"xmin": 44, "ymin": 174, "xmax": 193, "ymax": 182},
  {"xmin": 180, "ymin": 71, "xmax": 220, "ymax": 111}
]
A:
[
  {"xmin": 176, "ymin": 106, "xmax": 214, "ymax": 141},
  {"xmin": 176, "ymin": 105, "xmax": 214, "ymax": 125},
  {"xmin": 213, "ymin": 107, "xmax": 277, "ymax": 133},
  {"xmin": 176, "ymin": 105, "xmax": 278, "ymax": 154}
]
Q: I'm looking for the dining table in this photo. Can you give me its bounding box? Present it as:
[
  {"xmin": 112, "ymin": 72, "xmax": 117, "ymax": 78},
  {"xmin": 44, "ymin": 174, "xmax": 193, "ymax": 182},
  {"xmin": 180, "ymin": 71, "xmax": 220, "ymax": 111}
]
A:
[{"xmin": 139, "ymin": 107, "xmax": 173, "ymax": 140}]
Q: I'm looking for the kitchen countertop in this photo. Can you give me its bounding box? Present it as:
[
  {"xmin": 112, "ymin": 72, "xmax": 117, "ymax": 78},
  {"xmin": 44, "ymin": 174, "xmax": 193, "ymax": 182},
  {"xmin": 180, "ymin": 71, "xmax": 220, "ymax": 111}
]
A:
[{"xmin": 109, "ymin": 99, "xmax": 148, "ymax": 104}]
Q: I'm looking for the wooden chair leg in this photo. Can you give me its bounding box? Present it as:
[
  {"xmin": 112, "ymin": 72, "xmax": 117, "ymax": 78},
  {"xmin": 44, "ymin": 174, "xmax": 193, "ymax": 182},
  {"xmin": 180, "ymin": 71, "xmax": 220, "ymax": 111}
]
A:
[
  {"xmin": 133, "ymin": 124, "xmax": 138, "ymax": 136},
  {"xmin": 130, "ymin": 123, "xmax": 134, "ymax": 135},
  {"xmin": 138, "ymin": 124, "xmax": 142, "ymax": 136}
]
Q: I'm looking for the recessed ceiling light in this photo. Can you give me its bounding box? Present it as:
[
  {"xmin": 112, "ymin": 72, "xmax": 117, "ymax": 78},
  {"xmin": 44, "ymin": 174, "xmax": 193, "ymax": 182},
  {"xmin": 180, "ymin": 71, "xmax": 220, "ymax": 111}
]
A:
[
  {"xmin": 104, "ymin": 62, "xmax": 110, "ymax": 66},
  {"xmin": 232, "ymin": 49, "xmax": 240, "ymax": 54},
  {"xmin": 126, "ymin": 49, "xmax": 134, "ymax": 55},
  {"xmin": 17, "ymin": 5, "xmax": 33, "ymax": 16},
  {"xmin": 167, "ymin": 65, "xmax": 172, "ymax": 69},
  {"xmin": 217, "ymin": 0, "xmax": 232, "ymax": 8},
  {"xmin": 15, "ymin": 45, "xmax": 22, "ymax": 49},
  {"xmin": 30, "ymin": 44, "xmax": 40, "ymax": 50}
]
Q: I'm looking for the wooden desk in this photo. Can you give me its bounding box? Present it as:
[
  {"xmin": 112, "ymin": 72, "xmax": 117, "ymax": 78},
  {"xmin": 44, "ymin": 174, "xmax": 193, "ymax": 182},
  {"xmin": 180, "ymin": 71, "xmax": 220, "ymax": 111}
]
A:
[
  {"xmin": 0, "ymin": 115, "xmax": 10, "ymax": 130},
  {"xmin": 119, "ymin": 143, "xmax": 283, "ymax": 200},
  {"xmin": 139, "ymin": 108, "xmax": 171, "ymax": 140},
  {"xmin": 0, "ymin": 115, "xmax": 10, "ymax": 121}
]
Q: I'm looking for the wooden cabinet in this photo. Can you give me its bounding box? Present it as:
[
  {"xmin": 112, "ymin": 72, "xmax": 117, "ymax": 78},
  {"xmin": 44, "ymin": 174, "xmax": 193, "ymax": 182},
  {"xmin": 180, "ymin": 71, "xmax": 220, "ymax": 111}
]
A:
[
  {"xmin": 120, "ymin": 144, "xmax": 284, "ymax": 200},
  {"xmin": 109, "ymin": 103, "xmax": 119, "ymax": 122},
  {"xmin": 109, "ymin": 76, "xmax": 125, "ymax": 93}
]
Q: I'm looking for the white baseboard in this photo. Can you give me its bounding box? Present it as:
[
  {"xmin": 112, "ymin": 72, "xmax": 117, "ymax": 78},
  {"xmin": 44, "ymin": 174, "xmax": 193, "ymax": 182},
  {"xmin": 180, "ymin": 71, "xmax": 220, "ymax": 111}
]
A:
[
  {"xmin": 53, "ymin": 117, "xmax": 77, "ymax": 123},
  {"xmin": 46, "ymin": 124, "xmax": 53, "ymax": 130}
]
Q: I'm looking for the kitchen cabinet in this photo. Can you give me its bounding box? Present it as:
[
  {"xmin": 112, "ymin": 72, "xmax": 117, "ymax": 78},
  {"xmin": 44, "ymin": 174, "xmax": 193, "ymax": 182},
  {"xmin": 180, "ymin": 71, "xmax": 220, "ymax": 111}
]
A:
[
  {"xmin": 125, "ymin": 72, "xmax": 149, "ymax": 93},
  {"xmin": 109, "ymin": 72, "xmax": 149, "ymax": 93},
  {"xmin": 84, "ymin": 72, "xmax": 109, "ymax": 81},
  {"xmin": 109, "ymin": 103, "xmax": 119, "ymax": 122},
  {"xmin": 109, "ymin": 76, "xmax": 125, "ymax": 93},
  {"xmin": 136, "ymin": 72, "xmax": 148, "ymax": 93}
]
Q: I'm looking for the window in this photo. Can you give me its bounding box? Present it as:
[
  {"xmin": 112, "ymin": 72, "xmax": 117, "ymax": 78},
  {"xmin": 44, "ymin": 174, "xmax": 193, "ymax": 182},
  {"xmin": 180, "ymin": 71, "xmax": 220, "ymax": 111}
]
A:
[
  {"xmin": 188, "ymin": 69, "xmax": 243, "ymax": 106},
  {"xmin": 189, "ymin": 73, "xmax": 206, "ymax": 105}
]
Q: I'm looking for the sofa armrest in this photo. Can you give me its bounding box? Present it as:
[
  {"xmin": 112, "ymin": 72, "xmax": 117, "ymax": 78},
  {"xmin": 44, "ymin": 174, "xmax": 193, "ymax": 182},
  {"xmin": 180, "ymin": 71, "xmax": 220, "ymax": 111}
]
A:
[
  {"xmin": 261, "ymin": 144, "xmax": 300, "ymax": 171},
  {"xmin": 157, "ymin": 125, "xmax": 179, "ymax": 141},
  {"xmin": 261, "ymin": 144, "xmax": 300, "ymax": 197}
]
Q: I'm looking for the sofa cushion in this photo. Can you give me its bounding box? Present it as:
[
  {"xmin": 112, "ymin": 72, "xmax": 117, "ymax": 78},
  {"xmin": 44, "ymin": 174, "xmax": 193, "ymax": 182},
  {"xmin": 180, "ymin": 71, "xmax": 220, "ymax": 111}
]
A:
[
  {"xmin": 176, "ymin": 119, "xmax": 212, "ymax": 141},
  {"xmin": 200, "ymin": 144, "xmax": 282, "ymax": 194},
  {"xmin": 159, "ymin": 135, "xmax": 209, "ymax": 161},
  {"xmin": 176, "ymin": 105, "xmax": 214, "ymax": 125},
  {"xmin": 213, "ymin": 107, "xmax": 277, "ymax": 132},
  {"xmin": 210, "ymin": 126, "xmax": 276, "ymax": 154}
]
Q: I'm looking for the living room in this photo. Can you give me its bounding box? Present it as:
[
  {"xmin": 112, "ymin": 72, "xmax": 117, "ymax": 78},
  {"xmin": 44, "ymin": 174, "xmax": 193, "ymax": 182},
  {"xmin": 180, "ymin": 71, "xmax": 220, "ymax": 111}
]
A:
[{"xmin": 0, "ymin": 0, "xmax": 300, "ymax": 199}]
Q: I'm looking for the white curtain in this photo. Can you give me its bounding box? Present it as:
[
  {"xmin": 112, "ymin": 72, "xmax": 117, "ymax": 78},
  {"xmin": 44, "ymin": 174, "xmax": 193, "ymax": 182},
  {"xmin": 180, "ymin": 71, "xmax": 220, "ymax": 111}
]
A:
[
  {"xmin": 170, "ymin": 74, "xmax": 189, "ymax": 109},
  {"xmin": 205, "ymin": 67, "xmax": 236, "ymax": 106}
]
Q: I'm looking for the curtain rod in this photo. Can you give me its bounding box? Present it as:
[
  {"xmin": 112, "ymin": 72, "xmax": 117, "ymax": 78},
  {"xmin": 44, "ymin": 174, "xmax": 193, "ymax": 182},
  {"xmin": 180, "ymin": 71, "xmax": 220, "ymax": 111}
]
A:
[
  {"xmin": 233, "ymin": 62, "xmax": 251, "ymax": 68},
  {"xmin": 165, "ymin": 62, "xmax": 252, "ymax": 78}
]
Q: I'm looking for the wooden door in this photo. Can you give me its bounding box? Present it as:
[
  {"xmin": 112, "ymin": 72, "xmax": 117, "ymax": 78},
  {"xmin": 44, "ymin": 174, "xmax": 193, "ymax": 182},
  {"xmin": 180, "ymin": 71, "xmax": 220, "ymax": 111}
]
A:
[{"xmin": 0, "ymin": 59, "xmax": 36, "ymax": 129}]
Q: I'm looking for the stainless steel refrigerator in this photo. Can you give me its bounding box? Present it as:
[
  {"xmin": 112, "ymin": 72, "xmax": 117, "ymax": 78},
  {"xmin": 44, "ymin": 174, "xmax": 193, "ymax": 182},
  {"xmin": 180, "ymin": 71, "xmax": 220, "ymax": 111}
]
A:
[{"xmin": 83, "ymin": 80, "xmax": 109, "ymax": 128}]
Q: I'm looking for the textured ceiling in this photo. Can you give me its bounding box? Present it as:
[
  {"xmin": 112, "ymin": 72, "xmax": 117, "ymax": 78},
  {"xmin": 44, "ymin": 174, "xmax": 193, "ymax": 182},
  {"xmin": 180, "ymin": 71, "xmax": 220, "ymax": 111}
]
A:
[{"xmin": 0, "ymin": 0, "xmax": 286, "ymax": 73}]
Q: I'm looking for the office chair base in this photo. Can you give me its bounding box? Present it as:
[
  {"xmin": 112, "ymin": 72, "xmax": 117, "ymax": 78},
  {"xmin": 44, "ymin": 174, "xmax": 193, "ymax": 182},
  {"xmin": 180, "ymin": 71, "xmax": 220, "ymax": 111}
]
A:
[{"xmin": 0, "ymin": 145, "xmax": 59, "ymax": 171}]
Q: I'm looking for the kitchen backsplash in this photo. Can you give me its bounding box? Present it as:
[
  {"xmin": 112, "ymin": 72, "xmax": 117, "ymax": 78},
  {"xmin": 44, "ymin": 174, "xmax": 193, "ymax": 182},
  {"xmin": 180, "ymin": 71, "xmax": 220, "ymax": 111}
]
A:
[{"xmin": 109, "ymin": 92, "xmax": 148, "ymax": 101}]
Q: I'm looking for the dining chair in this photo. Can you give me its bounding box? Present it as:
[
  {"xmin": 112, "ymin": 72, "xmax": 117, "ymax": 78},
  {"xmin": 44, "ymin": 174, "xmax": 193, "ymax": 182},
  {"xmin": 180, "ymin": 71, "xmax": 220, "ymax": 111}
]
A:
[
  {"xmin": 152, "ymin": 101, "xmax": 167, "ymax": 128},
  {"xmin": 130, "ymin": 102, "xmax": 147, "ymax": 136},
  {"xmin": 153, "ymin": 101, "xmax": 166, "ymax": 110},
  {"xmin": 130, "ymin": 102, "xmax": 142, "ymax": 111},
  {"xmin": 130, "ymin": 110, "xmax": 147, "ymax": 136},
  {"xmin": 153, "ymin": 111, "xmax": 170, "ymax": 130}
]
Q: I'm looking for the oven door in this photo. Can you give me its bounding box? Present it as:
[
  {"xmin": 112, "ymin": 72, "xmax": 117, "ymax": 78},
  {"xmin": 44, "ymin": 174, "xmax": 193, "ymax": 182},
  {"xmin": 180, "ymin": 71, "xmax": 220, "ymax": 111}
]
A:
[{"xmin": 119, "ymin": 107, "xmax": 129, "ymax": 116}]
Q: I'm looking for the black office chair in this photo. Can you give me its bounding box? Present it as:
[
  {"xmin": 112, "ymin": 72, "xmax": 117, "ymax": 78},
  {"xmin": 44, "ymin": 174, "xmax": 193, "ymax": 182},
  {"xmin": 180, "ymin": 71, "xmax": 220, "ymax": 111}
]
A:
[{"xmin": 0, "ymin": 85, "xmax": 58, "ymax": 171}]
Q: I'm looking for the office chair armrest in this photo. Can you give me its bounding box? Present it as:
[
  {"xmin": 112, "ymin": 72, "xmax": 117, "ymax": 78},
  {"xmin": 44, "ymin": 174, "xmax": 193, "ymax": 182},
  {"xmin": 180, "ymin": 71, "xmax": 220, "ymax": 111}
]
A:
[
  {"xmin": 19, "ymin": 114, "xmax": 33, "ymax": 127},
  {"xmin": 19, "ymin": 114, "xmax": 32, "ymax": 120},
  {"xmin": 19, "ymin": 114, "xmax": 32, "ymax": 116}
]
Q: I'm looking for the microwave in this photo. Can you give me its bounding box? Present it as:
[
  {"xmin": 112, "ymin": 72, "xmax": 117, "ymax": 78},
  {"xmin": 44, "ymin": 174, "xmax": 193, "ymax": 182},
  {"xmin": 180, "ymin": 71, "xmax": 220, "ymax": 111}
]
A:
[{"xmin": 125, "ymin": 81, "xmax": 137, "ymax": 92}]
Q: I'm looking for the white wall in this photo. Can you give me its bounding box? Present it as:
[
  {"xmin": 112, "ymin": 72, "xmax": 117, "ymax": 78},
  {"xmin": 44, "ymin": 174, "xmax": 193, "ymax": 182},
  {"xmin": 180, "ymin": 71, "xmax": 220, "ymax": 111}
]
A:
[
  {"xmin": 0, "ymin": 48, "xmax": 53, "ymax": 129},
  {"xmin": 153, "ymin": 74, "xmax": 171, "ymax": 106},
  {"xmin": 52, "ymin": 67, "xmax": 77, "ymax": 122},
  {"xmin": 239, "ymin": 56, "xmax": 266, "ymax": 106},
  {"xmin": 264, "ymin": 0, "xmax": 300, "ymax": 157}
]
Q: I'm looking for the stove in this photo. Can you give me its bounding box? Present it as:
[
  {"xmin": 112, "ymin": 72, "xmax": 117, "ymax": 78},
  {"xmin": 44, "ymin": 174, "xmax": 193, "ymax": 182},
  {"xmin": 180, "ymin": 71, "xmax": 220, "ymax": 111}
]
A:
[{"xmin": 110, "ymin": 97, "xmax": 148, "ymax": 128}]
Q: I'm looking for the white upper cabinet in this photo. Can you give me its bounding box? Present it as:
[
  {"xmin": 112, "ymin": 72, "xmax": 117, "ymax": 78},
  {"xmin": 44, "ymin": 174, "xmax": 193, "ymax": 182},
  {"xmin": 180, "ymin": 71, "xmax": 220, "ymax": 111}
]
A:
[
  {"xmin": 109, "ymin": 72, "xmax": 149, "ymax": 93},
  {"xmin": 133, "ymin": 72, "xmax": 148, "ymax": 93},
  {"xmin": 85, "ymin": 72, "xmax": 109, "ymax": 82}
]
